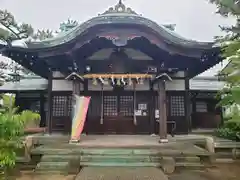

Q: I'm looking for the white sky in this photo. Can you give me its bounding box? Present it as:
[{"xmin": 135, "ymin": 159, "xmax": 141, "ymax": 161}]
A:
[{"xmin": 0, "ymin": 0, "xmax": 235, "ymax": 76}]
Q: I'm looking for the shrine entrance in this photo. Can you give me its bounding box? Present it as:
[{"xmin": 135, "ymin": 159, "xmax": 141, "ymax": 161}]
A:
[
  {"xmin": 86, "ymin": 89, "xmax": 152, "ymax": 135},
  {"xmin": 103, "ymin": 90, "xmax": 135, "ymax": 134}
]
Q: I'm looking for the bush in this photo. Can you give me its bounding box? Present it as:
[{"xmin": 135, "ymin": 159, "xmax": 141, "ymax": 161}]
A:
[
  {"xmin": 0, "ymin": 112, "xmax": 25, "ymax": 177},
  {"xmin": 0, "ymin": 107, "xmax": 40, "ymax": 178},
  {"xmin": 215, "ymin": 120, "xmax": 240, "ymax": 141}
]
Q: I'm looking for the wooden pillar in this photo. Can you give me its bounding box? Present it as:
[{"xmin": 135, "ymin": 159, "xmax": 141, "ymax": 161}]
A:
[
  {"xmin": 46, "ymin": 71, "xmax": 53, "ymax": 134},
  {"xmin": 158, "ymin": 80, "xmax": 168, "ymax": 142},
  {"xmin": 184, "ymin": 75, "xmax": 191, "ymax": 133},
  {"xmin": 40, "ymin": 93, "xmax": 45, "ymax": 127},
  {"xmin": 73, "ymin": 79, "xmax": 81, "ymax": 95},
  {"xmin": 149, "ymin": 81, "xmax": 155, "ymax": 134}
]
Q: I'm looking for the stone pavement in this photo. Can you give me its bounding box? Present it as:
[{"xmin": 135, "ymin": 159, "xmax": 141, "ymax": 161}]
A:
[{"xmin": 75, "ymin": 167, "xmax": 168, "ymax": 180}]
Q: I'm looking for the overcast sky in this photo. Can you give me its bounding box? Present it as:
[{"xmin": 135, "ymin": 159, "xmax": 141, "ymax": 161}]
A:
[{"xmin": 0, "ymin": 0, "xmax": 235, "ymax": 76}]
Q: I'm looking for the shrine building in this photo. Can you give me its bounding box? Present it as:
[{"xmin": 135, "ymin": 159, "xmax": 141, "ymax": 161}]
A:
[{"xmin": 0, "ymin": 1, "xmax": 222, "ymax": 141}]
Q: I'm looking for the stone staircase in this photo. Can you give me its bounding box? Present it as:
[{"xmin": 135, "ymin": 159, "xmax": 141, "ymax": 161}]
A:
[
  {"xmin": 213, "ymin": 138, "xmax": 240, "ymax": 162},
  {"xmin": 32, "ymin": 145, "xmax": 211, "ymax": 174}
]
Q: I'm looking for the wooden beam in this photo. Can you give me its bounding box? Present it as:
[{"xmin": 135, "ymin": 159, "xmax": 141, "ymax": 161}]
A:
[{"xmin": 158, "ymin": 80, "xmax": 168, "ymax": 143}]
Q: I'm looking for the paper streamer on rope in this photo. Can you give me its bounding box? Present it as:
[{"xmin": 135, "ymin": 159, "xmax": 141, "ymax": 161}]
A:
[{"xmin": 70, "ymin": 95, "xmax": 91, "ymax": 142}]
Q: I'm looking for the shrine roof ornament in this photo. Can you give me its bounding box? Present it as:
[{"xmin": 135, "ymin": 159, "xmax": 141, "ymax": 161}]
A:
[{"xmin": 101, "ymin": 0, "xmax": 138, "ymax": 15}]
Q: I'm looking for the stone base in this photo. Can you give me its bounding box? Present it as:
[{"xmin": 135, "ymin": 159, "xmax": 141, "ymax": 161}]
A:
[
  {"xmin": 161, "ymin": 157, "xmax": 176, "ymax": 174},
  {"xmin": 159, "ymin": 139, "xmax": 169, "ymax": 143}
]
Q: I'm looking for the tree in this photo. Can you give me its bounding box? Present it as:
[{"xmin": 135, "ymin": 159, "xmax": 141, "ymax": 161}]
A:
[
  {"xmin": 0, "ymin": 10, "xmax": 79, "ymax": 82},
  {"xmin": 209, "ymin": 0, "xmax": 240, "ymax": 140},
  {"xmin": 31, "ymin": 29, "xmax": 54, "ymax": 41},
  {"xmin": 0, "ymin": 10, "xmax": 56, "ymax": 81},
  {"xmin": 0, "ymin": 10, "xmax": 36, "ymax": 81},
  {"xmin": 0, "ymin": 10, "xmax": 34, "ymax": 44}
]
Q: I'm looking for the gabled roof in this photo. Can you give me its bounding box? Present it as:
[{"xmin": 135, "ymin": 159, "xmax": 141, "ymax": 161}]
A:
[{"xmin": 8, "ymin": 1, "xmax": 214, "ymax": 50}]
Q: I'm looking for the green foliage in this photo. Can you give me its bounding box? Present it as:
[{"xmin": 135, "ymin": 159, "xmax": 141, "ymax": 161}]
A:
[
  {"xmin": 0, "ymin": 111, "xmax": 24, "ymax": 176},
  {"xmin": 0, "ymin": 96, "xmax": 40, "ymax": 177},
  {"xmin": 0, "ymin": 9, "xmax": 34, "ymax": 43},
  {"xmin": 209, "ymin": 0, "xmax": 240, "ymax": 17},
  {"xmin": 31, "ymin": 29, "xmax": 54, "ymax": 41},
  {"xmin": 215, "ymin": 120, "xmax": 240, "ymax": 141},
  {"xmin": 20, "ymin": 110, "xmax": 41, "ymax": 128},
  {"xmin": 209, "ymin": 0, "xmax": 240, "ymax": 140}
]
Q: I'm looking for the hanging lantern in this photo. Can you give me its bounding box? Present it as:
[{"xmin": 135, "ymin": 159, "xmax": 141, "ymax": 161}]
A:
[{"xmin": 92, "ymin": 78, "xmax": 98, "ymax": 85}]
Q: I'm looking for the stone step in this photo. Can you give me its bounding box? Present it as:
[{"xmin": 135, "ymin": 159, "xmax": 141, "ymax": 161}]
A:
[
  {"xmin": 214, "ymin": 142, "xmax": 240, "ymax": 148},
  {"xmin": 175, "ymin": 156, "xmax": 201, "ymax": 163},
  {"xmin": 35, "ymin": 161, "xmax": 69, "ymax": 172},
  {"xmin": 32, "ymin": 146, "xmax": 210, "ymax": 157},
  {"xmin": 214, "ymin": 158, "xmax": 235, "ymax": 163},
  {"xmin": 79, "ymin": 161, "xmax": 205, "ymax": 169},
  {"xmin": 81, "ymin": 148, "xmax": 210, "ymax": 157},
  {"xmin": 80, "ymin": 155, "xmax": 160, "ymax": 163},
  {"xmin": 80, "ymin": 161, "xmax": 161, "ymax": 167},
  {"xmin": 41, "ymin": 155, "xmax": 77, "ymax": 162},
  {"xmin": 32, "ymin": 135, "xmax": 70, "ymax": 145},
  {"xmin": 175, "ymin": 162, "xmax": 206, "ymax": 170},
  {"xmin": 16, "ymin": 156, "xmax": 30, "ymax": 163},
  {"xmin": 32, "ymin": 147, "xmax": 159, "ymax": 155},
  {"xmin": 40, "ymin": 154, "xmax": 202, "ymax": 164}
]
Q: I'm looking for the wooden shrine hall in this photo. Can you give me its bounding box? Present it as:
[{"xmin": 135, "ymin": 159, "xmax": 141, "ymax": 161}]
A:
[{"xmin": 0, "ymin": 1, "xmax": 221, "ymax": 141}]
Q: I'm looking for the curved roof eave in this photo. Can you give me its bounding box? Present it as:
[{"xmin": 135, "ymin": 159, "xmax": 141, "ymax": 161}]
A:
[
  {"xmin": 13, "ymin": 14, "xmax": 213, "ymax": 51},
  {"xmin": 7, "ymin": 1, "xmax": 215, "ymax": 51}
]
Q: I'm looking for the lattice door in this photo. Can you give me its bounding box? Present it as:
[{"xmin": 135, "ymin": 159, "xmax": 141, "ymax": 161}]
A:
[
  {"xmin": 119, "ymin": 95, "xmax": 134, "ymax": 116},
  {"xmin": 170, "ymin": 95, "xmax": 185, "ymax": 117},
  {"xmin": 103, "ymin": 95, "xmax": 134, "ymax": 117},
  {"xmin": 52, "ymin": 94, "xmax": 72, "ymax": 132},
  {"xmin": 104, "ymin": 95, "xmax": 118, "ymax": 116}
]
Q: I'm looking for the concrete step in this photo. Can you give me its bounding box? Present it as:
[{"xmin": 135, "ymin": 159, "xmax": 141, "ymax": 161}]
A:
[
  {"xmin": 79, "ymin": 161, "xmax": 205, "ymax": 169},
  {"xmin": 16, "ymin": 156, "xmax": 30, "ymax": 163},
  {"xmin": 32, "ymin": 135, "xmax": 70, "ymax": 145},
  {"xmin": 175, "ymin": 156, "xmax": 201, "ymax": 163},
  {"xmin": 41, "ymin": 155, "xmax": 77, "ymax": 162},
  {"xmin": 35, "ymin": 161, "xmax": 69, "ymax": 172},
  {"xmin": 32, "ymin": 147, "xmax": 161, "ymax": 155},
  {"xmin": 175, "ymin": 162, "xmax": 206, "ymax": 170},
  {"xmin": 80, "ymin": 161, "xmax": 161, "ymax": 167},
  {"xmin": 214, "ymin": 142, "xmax": 240, "ymax": 148},
  {"xmin": 32, "ymin": 146, "xmax": 210, "ymax": 158},
  {"xmin": 80, "ymin": 155, "xmax": 160, "ymax": 163}
]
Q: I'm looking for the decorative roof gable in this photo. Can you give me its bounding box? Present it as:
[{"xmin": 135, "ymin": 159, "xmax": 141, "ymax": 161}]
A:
[{"xmin": 101, "ymin": 0, "xmax": 138, "ymax": 15}]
